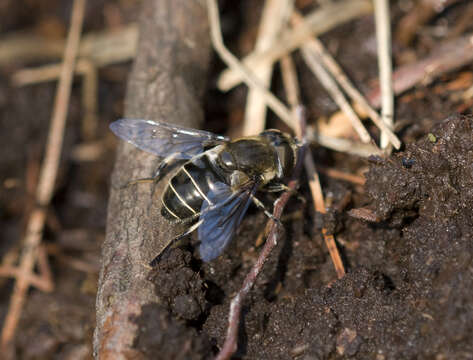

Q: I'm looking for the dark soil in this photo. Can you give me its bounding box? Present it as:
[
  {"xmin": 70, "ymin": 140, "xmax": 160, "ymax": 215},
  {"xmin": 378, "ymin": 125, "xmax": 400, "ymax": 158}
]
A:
[
  {"xmin": 139, "ymin": 115, "xmax": 473, "ymax": 360},
  {"xmin": 1, "ymin": 1, "xmax": 473, "ymax": 359}
]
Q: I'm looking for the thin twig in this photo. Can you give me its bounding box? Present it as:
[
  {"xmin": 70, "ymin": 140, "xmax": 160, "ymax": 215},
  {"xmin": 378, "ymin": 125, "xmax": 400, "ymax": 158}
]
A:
[
  {"xmin": 0, "ymin": 0, "xmax": 86, "ymax": 349},
  {"xmin": 280, "ymin": 54, "xmax": 346, "ymax": 279},
  {"xmin": 207, "ymin": 0, "xmax": 293, "ymax": 128},
  {"xmin": 12, "ymin": 58, "xmax": 91, "ymax": 86},
  {"xmin": 0, "ymin": 264, "xmax": 53, "ymax": 293},
  {"xmin": 242, "ymin": 0, "xmax": 293, "ymax": 136},
  {"xmin": 13, "ymin": 59, "xmax": 99, "ymax": 141},
  {"xmin": 374, "ymin": 0, "xmax": 394, "ymax": 151},
  {"xmin": 216, "ymin": 108, "xmax": 307, "ymax": 360},
  {"xmin": 217, "ymin": 0, "xmax": 373, "ymax": 91},
  {"xmin": 291, "ymin": 11, "xmax": 401, "ymax": 149}
]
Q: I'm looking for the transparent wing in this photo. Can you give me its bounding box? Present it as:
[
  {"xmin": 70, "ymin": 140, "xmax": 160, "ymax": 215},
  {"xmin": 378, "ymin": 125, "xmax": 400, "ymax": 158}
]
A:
[
  {"xmin": 110, "ymin": 119, "xmax": 229, "ymax": 159},
  {"xmin": 198, "ymin": 182, "xmax": 257, "ymax": 262}
]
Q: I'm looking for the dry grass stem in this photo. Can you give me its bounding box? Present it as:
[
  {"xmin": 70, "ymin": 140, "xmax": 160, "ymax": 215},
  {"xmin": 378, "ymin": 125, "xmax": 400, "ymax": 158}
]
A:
[
  {"xmin": 1, "ymin": 24, "xmax": 137, "ymax": 67},
  {"xmin": 13, "ymin": 58, "xmax": 91, "ymax": 86},
  {"xmin": 374, "ymin": 0, "xmax": 394, "ymax": 151},
  {"xmin": 308, "ymin": 129, "xmax": 382, "ymax": 157},
  {"xmin": 300, "ymin": 44, "xmax": 372, "ymax": 144},
  {"xmin": 14, "ymin": 60, "xmax": 99, "ymax": 141},
  {"xmin": 280, "ymin": 54, "xmax": 345, "ymax": 279},
  {"xmin": 218, "ymin": 0, "xmax": 373, "ymax": 91},
  {"xmin": 291, "ymin": 12, "xmax": 401, "ymax": 149},
  {"xmin": 0, "ymin": 0, "xmax": 86, "ymax": 348},
  {"xmin": 243, "ymin": 0, "xmax": 294, "ymax": 136},
  {"xmin": 207, "ymin": 0, "xmax": 294, "ymax": 128}
]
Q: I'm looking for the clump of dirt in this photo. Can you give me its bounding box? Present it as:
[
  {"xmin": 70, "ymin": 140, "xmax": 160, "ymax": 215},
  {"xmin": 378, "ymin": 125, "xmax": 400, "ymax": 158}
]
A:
[
  {"xmin": 149, "ymin": 249, "xmax": 208, "ymax": 322},
  {"xmin": 142, "ymin": 115, "xmax": 473, "ymax": 359}
]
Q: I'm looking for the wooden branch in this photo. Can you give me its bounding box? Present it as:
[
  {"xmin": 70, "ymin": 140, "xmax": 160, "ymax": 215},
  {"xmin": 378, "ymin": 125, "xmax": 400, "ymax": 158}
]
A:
[{"xmin": 94, "ymin": 0, "xmax": 212, "ymax": 357}]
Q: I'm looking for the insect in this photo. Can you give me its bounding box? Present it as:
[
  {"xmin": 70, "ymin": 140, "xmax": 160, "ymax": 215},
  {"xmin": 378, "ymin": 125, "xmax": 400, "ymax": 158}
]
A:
[{"xmin": 110, "ymin": 119, "xmax": 300, "ymax": 263}]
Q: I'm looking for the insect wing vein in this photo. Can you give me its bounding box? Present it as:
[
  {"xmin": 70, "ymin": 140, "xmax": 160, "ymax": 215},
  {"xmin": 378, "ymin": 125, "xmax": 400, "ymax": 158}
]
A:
[{"xmin": 110, "ymin": 119, "xmax": 229, "ymax": 158}]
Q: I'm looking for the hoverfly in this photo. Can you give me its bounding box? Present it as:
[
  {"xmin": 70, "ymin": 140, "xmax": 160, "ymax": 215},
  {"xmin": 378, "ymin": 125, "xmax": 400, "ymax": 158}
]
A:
[{"xmin": 110, "ymin": 119, "xmax": 300, "ymax": 263}]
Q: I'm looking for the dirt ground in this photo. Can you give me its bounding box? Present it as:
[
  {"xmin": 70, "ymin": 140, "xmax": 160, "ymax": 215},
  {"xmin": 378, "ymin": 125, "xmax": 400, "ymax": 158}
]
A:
[{"xmin": 1, "ymin": 0, "xmax": 472, "ymax": 359}]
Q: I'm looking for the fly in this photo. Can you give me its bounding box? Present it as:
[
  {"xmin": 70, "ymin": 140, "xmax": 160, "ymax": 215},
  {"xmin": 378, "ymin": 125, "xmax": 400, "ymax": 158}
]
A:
[{"xmin": 110, "ymin": 119, "xmax": 300, "ymax": 264}]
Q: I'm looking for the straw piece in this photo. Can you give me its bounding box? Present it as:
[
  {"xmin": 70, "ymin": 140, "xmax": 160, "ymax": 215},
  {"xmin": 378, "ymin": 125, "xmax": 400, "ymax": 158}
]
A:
[
  {"xmin": 300, "ymin": 44, "xmax": 372, "ymax": 144},
  {"xmin": 374, "ymin": 0, "xmax": 394, "ymax": 151},
  {"xmin": 207, "ymin": 0, "xmax": 293, "ymax": 128},
  {"xmin": 243, "ymin": 0, "xmax": 294, "ymax": 136},
  {"xmin": 218, "ymin": 0, "xmax": 372, "ymax": 91},
  {"xmin": 291, "ymin": 11, "xmax": 401, "ymax": 149}
]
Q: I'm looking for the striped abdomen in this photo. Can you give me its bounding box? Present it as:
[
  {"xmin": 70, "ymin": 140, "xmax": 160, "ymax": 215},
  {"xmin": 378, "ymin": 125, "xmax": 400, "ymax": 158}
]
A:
[{"xmin": 161, "ymin": 155, "xmax": 223, "ymax": 221}]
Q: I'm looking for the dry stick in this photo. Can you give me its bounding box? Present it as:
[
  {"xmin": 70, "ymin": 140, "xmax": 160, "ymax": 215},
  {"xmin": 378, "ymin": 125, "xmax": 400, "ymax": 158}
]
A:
[
  {"xmin": 12, "ymin": 58, "xmax": 92, "ymax": 86},
  {"xmin": 207, "ymin": 0, "xmax": 293, "ymax": 128},
  {"xmin": 242, "ymin": 0, "xmax": 293, "ymax": 136},
  {"xmin": 300, "ymin": 44, "xmax": 372, "ymax": 144},
  {"xmin": 0, "ymin": 265, "xmax": 52, "ymax": 292},
  {"xmin": 218, "ymin": 0, "xmax": 373, "ymax": 91},
  {"xmin": 280, "ymin": 55, "xmax": 345, "ymax": 279},
  {"xmin": 367, "ymin": 33, "xmax": 473, "ymax": 107},
  {"xmin": 310, "ymin": 131, "xmax": 382, "ymax": 157},
  {"xmin": 36, "ymin": 245, "xmax": 54, "ymax": 289},
  {"xmin": 1, "ymin": 24, "xmax": 138, "ymax": 68},
  {"xmin": 373, "ymin": 0, "xmax": 394, "ymax": 151},
  {"xmin": 14, "ymin": 58, "xmax": 99, "ymax": 141},
  {"xmin": 0, "ymin": 0, "xmax": 86, "ymax": 348},
  {"xmin": 216, "ymin": 109, "xmax": 307, "ymax": 360},
  {"xmin": 291, "ymin": 12, "xmax": 401, "ymax": 150}
]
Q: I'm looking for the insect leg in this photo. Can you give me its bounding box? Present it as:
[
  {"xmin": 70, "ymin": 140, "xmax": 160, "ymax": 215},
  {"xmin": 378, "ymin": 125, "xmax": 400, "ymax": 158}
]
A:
[
  {"xmin": 251, "ymin": 195, "xmax": 281, "ymax": 225},
  {"xmin": 152, "ymin": 152, "xmax": 180, "ymax": 182},
  {"xmin": 262, "ymin": 183, "xmax": 306, "ymax": 204},
  {"xmin": 149, "ymin": 218, "xmax": 204, "ymax": 266},
  {"xmin": 262, "ymin": 183, "xmax": 291, "ymax": 193}
]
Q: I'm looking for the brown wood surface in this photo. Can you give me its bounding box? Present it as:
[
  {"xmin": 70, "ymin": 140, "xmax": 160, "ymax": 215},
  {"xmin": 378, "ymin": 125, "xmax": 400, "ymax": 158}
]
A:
[{"xmin": 94, "ymin": 1, "xmax": 211, "ymax": 358}]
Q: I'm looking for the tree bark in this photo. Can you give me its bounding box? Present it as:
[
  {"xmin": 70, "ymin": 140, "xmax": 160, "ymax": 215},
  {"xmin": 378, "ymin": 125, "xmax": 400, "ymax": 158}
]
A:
[{"xmin": 94, "ymin": 1, "xmax": 211, "ymax": 358}]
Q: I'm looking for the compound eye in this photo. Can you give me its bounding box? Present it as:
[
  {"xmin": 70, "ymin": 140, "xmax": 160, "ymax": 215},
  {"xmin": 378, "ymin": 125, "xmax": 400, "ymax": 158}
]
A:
[{"xmin": 220, "ymin": 150, "xmax": 235, "ymax": 169}]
